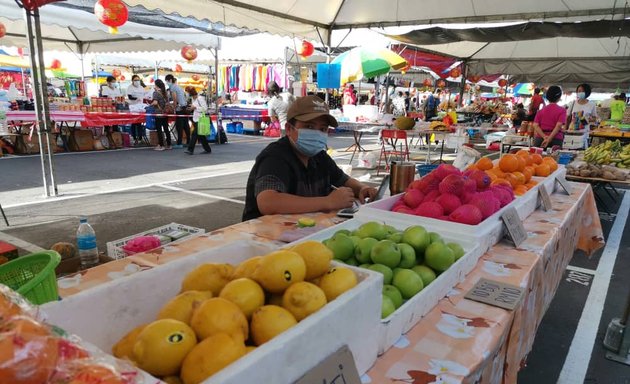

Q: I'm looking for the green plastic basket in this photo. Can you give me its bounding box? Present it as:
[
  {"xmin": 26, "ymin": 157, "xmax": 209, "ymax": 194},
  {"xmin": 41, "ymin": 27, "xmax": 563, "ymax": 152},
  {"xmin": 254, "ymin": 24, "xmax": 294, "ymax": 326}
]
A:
[{"xmin": 0, "ymin": 251, "xmax": 61, "ymax": 305}]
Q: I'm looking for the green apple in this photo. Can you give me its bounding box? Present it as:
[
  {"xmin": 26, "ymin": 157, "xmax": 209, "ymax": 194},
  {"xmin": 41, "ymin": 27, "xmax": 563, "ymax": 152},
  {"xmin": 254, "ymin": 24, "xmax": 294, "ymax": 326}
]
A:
[
  {"xmin": 334, "ymin": 229, "xmax": 352, "ymax": 237},
  {"xmin": 447, "ymin": 242, "xmax": 466, "ymax": 260},
  {"xmin": 411, "ymin": 265, "xmax": 437, "ymax": 286},
  {"xmin": 383, "ymin": 224, "xmax": 398, "ymax": 234},
  {"xmin": 387, "ymin": 232, "xmax": 404, "ymax": 243},
  {"xmin": 369, "ymin": 264, "xmax": 393, "ymax": 285},
  {"xmin": 370, "ymin": 240, "xmax": 401, "ymax": 268},
  {"xmin": 392, "ymin": 268, "xmax": 424, "ymax": 299},
  {"xmin": 424, "ymin": 242, "xmax": 455, "ymax": 272},
  {"xmin": 345, "ymin": 257, "xmax": 359, "ymax": 266},
  {"xmin": 397, "ymin": 243, "xmax": 416, "ymax": 269},
  {"xmin": 349, "ymin": 235, "xmax": 361, "ymax": 249},
  {"xmin": 382, "ymin": 284, "xmax": 403, "ymax": 309},
  {"xmin": 381, "ymin": 295, "xmax": 396, "ymax": 319},
  {"xmin": 325, "ymin": 233, "xmax": 355, "ymax": 261},
  {"xmin": 428, "ymin": 232, "xmax": 443, "ymax": 244},
  {"xmin": 402, "ymin": 226, "xmax": 431, "ymax": 254},
  {"xmin": 355, "ymin": 221, "xmax": 388, "ymax": 240},
  {"xmin": 358, "ymin": 263, "xmax": 372, "ymax": 269},
  {"xmin": 356, "ymin": 238, "xmax": 379, "ymax": 264}
]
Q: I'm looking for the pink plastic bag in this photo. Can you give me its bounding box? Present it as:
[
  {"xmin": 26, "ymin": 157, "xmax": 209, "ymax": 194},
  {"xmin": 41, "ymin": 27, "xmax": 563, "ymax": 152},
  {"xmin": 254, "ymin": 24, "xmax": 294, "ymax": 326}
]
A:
[{"xmin": 121, "ymin": 236, "xmax": 161, "ymax": 256}]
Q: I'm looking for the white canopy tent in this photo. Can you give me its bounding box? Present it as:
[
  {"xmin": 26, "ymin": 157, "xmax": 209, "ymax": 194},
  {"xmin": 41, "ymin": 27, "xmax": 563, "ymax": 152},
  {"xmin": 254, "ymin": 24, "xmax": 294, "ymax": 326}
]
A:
[{"xmin": 124, "ymin": 0, "xmax": 622, "ymax": 40}]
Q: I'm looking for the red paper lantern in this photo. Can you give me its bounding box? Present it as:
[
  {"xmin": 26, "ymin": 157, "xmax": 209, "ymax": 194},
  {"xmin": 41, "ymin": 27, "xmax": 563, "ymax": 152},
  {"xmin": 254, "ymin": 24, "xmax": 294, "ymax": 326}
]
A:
[
  {"xmin": 297, "ymin": 40, "xmax": 314, "ymax": 58},
  {"xmin": 449, "ymin": 68, "xmax": 461, "ymax": 78},
  {"xmin": 149, "ymin": 77, "xmax": 155, "ymax": 84},
  {"xmin": 192, "ymin": 74, "xmax": 200, "ymax": 81},
  {"xmin": 436, "ymin": 79, "xmax": 446, "ymax": 89},
  {"xmin": 19, "ymin": 0, "xmax": 63, "ymax": 11},
  {"xmin": 0, "ymin": 22, "xmax": 5, "ymax": 39},
  {"xmin": 50, "ymin": 59, "xmax": 62, "ymax": 70},
  {"xmin": 119, "ymin": 75, "xmax": 126, "ymax": 81},
  {"xmin": 112, "ymin": 69, "xmax": 121, "ymax": 78},
  {"xmin": 95, "ymin": 0, "xmax": 128, "ymax": 35},
  {"xmin": 175, "ymin": 64, "xmax": 183, "ymax": 73},
  {"xmin": 470, "ymin": 75, "xmax": 481, "ymax": 83},
  {"xmin": 422, "ymin": 78, "xmax": 432, "ymax": 87},
  {"xmin": 498, "ymin": 79, "xmax": 508, "ymax": 87},
  {"xmin": 181, "ymin": 45, "xmax": 198, "ymax": 63}
]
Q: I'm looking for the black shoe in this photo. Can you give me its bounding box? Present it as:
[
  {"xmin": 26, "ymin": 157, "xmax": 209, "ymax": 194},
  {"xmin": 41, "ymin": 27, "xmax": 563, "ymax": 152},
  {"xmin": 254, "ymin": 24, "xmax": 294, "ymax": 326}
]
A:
[
  {"xmin": 202, "ymin": 149, "xmax": 212, "ymax": 154},
  {"xmin": 184, "ymin": 150, "xmax": 193, "ymax": 155}
]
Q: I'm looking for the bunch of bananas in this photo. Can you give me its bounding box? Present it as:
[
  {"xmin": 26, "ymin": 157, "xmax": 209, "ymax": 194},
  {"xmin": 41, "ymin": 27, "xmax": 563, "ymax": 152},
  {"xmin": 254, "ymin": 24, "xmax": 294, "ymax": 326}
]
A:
[{"xmin": 584, "ymin": 140, "xmax": 630, "ymax": 168}]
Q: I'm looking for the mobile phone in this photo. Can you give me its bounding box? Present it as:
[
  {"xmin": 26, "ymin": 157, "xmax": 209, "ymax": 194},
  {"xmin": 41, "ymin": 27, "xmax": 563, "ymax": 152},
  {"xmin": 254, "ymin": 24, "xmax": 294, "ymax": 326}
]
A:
[
  {"xmin": 337, "ymin": 201, "xmax": 359, "ymax": 218},
  {"xmin": 365, "ymin": 175, "xmax": 390, "ymax": 203}
]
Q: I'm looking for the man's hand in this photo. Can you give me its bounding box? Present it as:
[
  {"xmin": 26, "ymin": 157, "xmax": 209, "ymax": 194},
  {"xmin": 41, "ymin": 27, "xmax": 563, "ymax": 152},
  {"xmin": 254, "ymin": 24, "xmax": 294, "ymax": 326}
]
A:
[
  {"xmin": 358, "ymin": 186, "xmax": 378, "ymax": 203},
  {"xmin": 541, "ymin": 136, "xmax": 550, "ymax": 147},
  {"xmin": 327, "ymin": 187, "xmax": 355, "ymax": 210}
]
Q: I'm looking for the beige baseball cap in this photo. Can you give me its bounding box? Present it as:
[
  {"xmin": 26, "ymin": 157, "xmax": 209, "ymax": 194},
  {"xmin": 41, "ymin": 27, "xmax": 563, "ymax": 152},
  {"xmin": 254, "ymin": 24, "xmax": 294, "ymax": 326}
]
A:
[{"xmin": 286, "ymin": 95, "xmax": 338, "ymax": 128}]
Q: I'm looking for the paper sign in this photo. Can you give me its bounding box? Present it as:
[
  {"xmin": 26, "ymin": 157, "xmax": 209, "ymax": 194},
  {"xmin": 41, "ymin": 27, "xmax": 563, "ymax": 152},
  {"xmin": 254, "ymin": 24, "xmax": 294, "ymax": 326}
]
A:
[
  {"xmin": 501, "ymin": 207, "xmax": 527, "ymax": 247},
  {"xmin": 465, "ymin": 278, "xmax": 525, "ymax": 311},
  {"xmin": 295, "ymin": 345, "xmax": 361, "ymax": 384},
  {"xmin": 555, "ymin": 175, "xmax": 572, "ymax": 195},
  {"xmin": 538, "ymin": 184, "xmax": 553, "ymax": 211}
]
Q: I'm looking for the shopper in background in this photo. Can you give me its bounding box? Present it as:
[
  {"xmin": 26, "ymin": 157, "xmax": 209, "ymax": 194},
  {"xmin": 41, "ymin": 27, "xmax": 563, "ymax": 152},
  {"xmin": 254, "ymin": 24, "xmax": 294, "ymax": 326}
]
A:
[
  {"xmin": 184, "ymin": 88, "xmax": 212, "ymax": 155},
  {"xmin": 423, "ymin": 89, "xmax": 440, "ymax": 121},
  {"xmin": 151, "ymin": 79, "xmax": 172, "ymax": 151},
  {"xmin": 127, "ymin": 75, "xmax": 146, "ymax": 146},
  {"xmin": 267, "ymin": 81, "xmax": 291, "ymax": 136},
  {"xmin": 610, "ymin": 93, "xmax": 627, "ymax": 121},
  {"xmin": 165, "ymin": 74, "xmax": 190, "ymax": 148},
  {"xmin": 100, "ymin": 75, "xmax": 122, "ymax": 145},
  {"xmin": 342, "ymin": 84, "xmax": 356, "ymax": 107},
  {"xmin": 532, "ymin": 85, "xmax": 565, "ymax": 149},
  {"xmin": 512, "ymin": 103, "xmax": 527, "ymax": 132},
  {"xmin": 566, "ymin": 83, "xmax": 597, "ymax": 148}
]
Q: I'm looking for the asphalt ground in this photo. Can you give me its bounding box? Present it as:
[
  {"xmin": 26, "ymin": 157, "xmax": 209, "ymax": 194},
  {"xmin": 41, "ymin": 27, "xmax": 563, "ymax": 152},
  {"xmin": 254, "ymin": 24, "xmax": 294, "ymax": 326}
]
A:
[{"xmin": 1, "ymin": 131, "xmax": 629, "ymax": 383}]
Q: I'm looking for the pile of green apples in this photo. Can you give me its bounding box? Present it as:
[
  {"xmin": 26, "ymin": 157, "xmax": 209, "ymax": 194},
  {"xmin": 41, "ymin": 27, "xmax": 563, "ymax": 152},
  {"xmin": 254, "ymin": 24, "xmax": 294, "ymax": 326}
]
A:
[{"xmin": 322, "ymin": 221, "xmax": 465, "ymax": 319}]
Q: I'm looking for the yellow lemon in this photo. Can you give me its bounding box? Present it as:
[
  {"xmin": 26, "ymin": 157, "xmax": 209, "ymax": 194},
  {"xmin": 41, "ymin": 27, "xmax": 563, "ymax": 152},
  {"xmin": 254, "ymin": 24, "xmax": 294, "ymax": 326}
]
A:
[
  {"xmin": 253, "ymin": 250, "xmax": 306, "ymax": 293},
  {"xmin": 281, "ymin": 281, "xmax": 327, "ymax": 321},
  {"xmin": 219, "ymin": 278, "xmax": 265, "ymax": 319},
  {"xmin": 157, "ymin": 290, "xmax": 213, "ymax": 325},
  {"xmin": 190, "ymin": 298, "xmax": 248, "ymax": 342},
  {"xmin": 162, "ymin": 376, "xmax": 184, "ymax": 384},
  {"xmin": 266, "ymin": 293, "xmax": 284, "ymax": 306},
  {"xmin": 132, "ymin": 319, "xmax": 197, "ymax": 377},
  {"xmin": 318, "ymin": 267, "xmax": 358, "ymax": 301},
  {"xmin": 250, "ymin": 305, "xmax": 297, "ymax": 346},
  {"xmin": 290, "ymin": 241, "xmax": 333, "ymax": 280},
  {"xmin": 180, "ymin": 333, "xmax": 246, "ymax": 384},
  {"xmin": 231, "ymin": 256, "xmax": 262, "ymax": 279},
  {"xmin": 181, "ymin": 263, "xmax": 234, "ymax": 295},
  {"xmin": 112, "ymin": 323, "xmax": 147, "ymax": 361}
]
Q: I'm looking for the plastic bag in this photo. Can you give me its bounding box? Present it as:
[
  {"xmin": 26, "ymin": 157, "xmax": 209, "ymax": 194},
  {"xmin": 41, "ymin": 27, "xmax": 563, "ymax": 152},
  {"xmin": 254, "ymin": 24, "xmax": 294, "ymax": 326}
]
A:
[
  {"xmin": 357, "ymin": 151, "xmax": 377, "ymax": 169},
  {"xmin": 122, "ymin": 236, "xmax": 162, "ymax": 256},
  {"xmin": 197, "ymin": 113, "xmax": 211, "ymax": 136}
]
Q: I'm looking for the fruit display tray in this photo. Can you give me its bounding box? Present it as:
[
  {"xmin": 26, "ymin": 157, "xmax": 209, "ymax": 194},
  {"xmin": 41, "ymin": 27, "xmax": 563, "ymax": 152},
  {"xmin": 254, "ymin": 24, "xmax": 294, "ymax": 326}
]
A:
[
  {"xmin": 289, "ymin": 216, "xmax": 482, "ymax": 355},
  {"xmin": 42, "ymin": 240, "xmax": 382, "ymax": 383},
  {"xmin": 357, "ymin": 166, "xmax": 566, "ymax": 255}
]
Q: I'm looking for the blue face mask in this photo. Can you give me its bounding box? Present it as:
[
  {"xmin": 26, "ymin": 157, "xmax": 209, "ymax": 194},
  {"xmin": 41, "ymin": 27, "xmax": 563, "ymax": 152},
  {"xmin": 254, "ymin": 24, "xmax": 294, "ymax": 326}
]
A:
[
  {"xmin": 577, "ymin": 92, "xmax": 586, "ymax": 100},
  {"xmin": 295, "ymin": 129, "xmax": 327, "ymax": 157}
]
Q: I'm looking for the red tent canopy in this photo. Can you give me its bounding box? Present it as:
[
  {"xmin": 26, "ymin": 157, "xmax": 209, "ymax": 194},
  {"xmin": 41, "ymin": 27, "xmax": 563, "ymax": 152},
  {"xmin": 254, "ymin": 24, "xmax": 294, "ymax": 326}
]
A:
[{"xmin": 391, "ymin": 44, "xmax": 457, "ymax": 77}]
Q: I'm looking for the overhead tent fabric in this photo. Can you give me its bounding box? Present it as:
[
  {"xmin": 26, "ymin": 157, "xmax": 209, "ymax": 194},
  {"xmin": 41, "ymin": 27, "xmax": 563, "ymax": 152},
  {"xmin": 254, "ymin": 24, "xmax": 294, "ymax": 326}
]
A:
[
  {"xmin": 123, "ymin": 0, "xmax": 623, "ymax": 40},
  {"xmin": 0, "ymin": 2, "xmax": 220, "ymax": 54}
]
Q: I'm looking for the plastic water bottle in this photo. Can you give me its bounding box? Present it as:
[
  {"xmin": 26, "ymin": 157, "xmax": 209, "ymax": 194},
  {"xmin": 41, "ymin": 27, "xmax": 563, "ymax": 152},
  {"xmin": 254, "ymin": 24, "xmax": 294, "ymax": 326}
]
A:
[{"xmin": 77, "ymin": 217, "xmax": 99, "ymax": 269}]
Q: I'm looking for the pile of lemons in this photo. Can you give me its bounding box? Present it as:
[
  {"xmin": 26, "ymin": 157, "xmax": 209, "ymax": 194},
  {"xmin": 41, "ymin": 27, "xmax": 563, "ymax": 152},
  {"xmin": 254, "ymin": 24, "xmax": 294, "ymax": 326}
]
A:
[{"xmin": 112, "ymin": 241, "xmax": 359, "ymax": 384}]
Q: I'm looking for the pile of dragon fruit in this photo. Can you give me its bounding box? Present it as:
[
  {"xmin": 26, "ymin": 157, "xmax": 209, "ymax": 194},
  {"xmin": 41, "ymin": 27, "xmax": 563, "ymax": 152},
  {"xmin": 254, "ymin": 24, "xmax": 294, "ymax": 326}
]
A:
[{"xmin": 391, "ymin": 164, "xmax": 515, "ymax": 225}]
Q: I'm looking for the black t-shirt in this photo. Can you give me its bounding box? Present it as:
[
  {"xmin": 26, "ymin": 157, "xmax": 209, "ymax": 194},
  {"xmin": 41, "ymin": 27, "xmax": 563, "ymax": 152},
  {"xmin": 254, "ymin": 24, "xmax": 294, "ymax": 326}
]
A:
[{"xmin": 242, "ymin": 137, "xmax": 350, "ymax": 221}]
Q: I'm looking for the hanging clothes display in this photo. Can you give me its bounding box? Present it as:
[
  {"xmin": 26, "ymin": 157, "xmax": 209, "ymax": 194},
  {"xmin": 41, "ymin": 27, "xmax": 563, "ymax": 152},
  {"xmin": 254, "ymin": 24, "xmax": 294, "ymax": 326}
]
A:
[{"xmin": 217, "ymin": 64, "xmax": 287, "ymax": 93}]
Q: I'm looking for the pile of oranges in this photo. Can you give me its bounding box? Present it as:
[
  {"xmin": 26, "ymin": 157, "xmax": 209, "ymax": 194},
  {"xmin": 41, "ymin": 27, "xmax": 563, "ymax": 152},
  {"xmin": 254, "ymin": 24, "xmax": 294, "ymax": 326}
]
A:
[{"xmin": 471, "ymin": 150, "xmax": 558, "ymax": 196}]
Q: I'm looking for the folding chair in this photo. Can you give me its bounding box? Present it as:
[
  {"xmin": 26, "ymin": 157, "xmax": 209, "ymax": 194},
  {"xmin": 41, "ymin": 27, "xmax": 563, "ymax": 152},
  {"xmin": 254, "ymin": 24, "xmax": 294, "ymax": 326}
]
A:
[
  {"xmin": 377, "ymin": 129, "xmax": 410, "ymax": 175},
  {"xmin": 0, "ymin": 203, "xmax": 8, "ymax": 226}
]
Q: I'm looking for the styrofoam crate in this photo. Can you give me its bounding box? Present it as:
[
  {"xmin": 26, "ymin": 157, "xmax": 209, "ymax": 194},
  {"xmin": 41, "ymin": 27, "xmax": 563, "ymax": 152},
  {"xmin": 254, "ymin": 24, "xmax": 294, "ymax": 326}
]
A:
[
  {"xmin": 357, "ymin": 166, "xmax": 566, "ymax": 255},
  {"xmin": 106, "ymin": 222, "xmax": 205, "ymax": 259},
  {"xmin": 43, "ymin": 240, "xmax": 382, "ymax": 382},
  {"xmin": 288, "ymin": 216, "xmax": 482, "ymax": 355}
]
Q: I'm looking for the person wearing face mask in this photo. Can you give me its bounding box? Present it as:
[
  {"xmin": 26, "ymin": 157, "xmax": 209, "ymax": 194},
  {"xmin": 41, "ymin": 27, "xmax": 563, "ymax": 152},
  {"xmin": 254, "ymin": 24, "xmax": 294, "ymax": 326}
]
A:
[
  {"xmin": 566, "ymin": 83, "xmax": 597, "ymax": 148},
  {"xmin": 100, "ymin": 75, "xmax": 122, "ymax": 146},
  {"xmin": 242, "ymin": 95, "xmax": 378, "ymax": 221},
  {"xmin": 165, "ymin": 74, "xmax": 190, "ymax": 148},
  {"xmin": 127, "ymin": 75, "xmax": 146, "ymax": 146},
  {"xmin": 184, "ymin": 88, "xmax": 211, "ymax": 155}
]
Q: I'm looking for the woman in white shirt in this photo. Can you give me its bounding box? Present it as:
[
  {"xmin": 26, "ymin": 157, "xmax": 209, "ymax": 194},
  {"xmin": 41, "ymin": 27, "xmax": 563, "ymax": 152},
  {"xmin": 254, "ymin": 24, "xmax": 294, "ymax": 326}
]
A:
[
  {"xmin": 267, "ymin": 81, "xmax": 290, "ymax": 136},
  {"xmin": 184, "ymin": 88, "xmax": 211, "ymax": 155},
  {"xmin": 126, "ymin": 75, "xmax": 147, "ymax": 145},
  {"xmin": 567, "ymin": 83, "xmax": 597, "ymax": 148}
]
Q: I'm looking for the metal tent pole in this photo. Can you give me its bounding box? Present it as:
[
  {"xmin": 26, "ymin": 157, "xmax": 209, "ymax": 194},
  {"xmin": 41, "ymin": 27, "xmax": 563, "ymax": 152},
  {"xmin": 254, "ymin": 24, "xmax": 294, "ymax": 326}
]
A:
[
  {"xmin": 214, "ymin": 47, "xmax": 219, "ymax": 115},
  {"xmin": 458, "ymin": 62, "xmax": 468, "ymax": 107}
]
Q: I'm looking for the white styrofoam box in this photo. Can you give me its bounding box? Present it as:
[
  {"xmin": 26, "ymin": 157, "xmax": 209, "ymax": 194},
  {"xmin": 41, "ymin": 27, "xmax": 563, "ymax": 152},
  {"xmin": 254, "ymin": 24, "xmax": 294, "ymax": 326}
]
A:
[
  {"xmin": 288, "ymin": 216, "xmax": 481, "ymax": 355},
  {"xmin": 43, "ymin": 240, "xmax": 382, "ymax": 383}
]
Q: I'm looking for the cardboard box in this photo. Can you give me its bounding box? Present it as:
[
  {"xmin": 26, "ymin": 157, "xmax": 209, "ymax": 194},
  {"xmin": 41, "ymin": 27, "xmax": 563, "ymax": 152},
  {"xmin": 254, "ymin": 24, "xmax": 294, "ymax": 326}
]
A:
[
  {"xmin": 290, "ymin": 216, "xmax": 481, "ymax": 355},
  {"xmin": 72, "ymin": 129, "xmax": 94, "ymax": 151},
  {"xmin": 111, "ymin": 132, "xmax": 123, "ymax": 148},
  {"xmin": 43, "ymin": 241, "xmax": 382, "ymax": 383}
]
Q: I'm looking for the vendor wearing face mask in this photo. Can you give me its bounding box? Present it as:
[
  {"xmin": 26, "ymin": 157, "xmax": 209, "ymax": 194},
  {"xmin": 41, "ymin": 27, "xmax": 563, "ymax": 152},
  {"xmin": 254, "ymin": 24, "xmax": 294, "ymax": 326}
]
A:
[
  {"xmin": 567, "ymin": 83, "xmax": 597, "ymax": 148},
  {"xmin": 242, "ymin": 95, "xmax": 378, "ymax": 221},
  {"xmin": 126, "ymin": 75, "xmax": 147, "ymax": 145},
  {"xmin": 101, "ymin": 75, "xmax": 122, "ymax": 98}
]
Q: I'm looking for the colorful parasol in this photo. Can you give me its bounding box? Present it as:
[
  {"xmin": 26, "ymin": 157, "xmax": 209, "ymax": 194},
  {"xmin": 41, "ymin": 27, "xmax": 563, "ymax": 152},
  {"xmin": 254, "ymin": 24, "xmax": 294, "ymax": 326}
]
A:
[
  {"xmin": 331, "ymin": 47, "xmax": 407, "ymax": 85},
  {"xmin": 512, "ymin": 83, "xmax": 535, "ymax": 96}
]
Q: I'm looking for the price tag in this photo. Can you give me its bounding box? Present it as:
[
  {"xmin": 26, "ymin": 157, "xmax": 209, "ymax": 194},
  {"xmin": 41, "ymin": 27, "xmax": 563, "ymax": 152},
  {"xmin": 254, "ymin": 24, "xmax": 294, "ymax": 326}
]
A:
[
  {"xmin": 538, "ymin": 184, "xmax": 553, "ymax": 211},
  {"xmin": 555, "ymin": 175, "xmax": 572, "ymax": 195},
  {"xmin": 501, "ymin": 207, "xmax": 527, "ymax": 247},
  {"xmin": 465, "ymin": 278, "xmax": 525, "ymax": 311},
  {"xmin": 295, "ymin": 345, "xmax": 361, "ymax": 384}
]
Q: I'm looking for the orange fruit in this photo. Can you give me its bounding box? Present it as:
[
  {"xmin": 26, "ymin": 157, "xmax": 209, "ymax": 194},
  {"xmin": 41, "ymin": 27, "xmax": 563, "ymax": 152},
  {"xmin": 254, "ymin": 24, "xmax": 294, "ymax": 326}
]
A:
[
  {"xmin": 524, "ymin": 155, "xmax": 533, "ymax": 166},
  {"xmin": 514, "ymin": 185, "xmax": 529, "ymax": 196},
  {"xmin": 0, "ymin": 332, "xmax": 59, "ymax": 384},
  {"xmin": 531, "ymin": 153, "xmax": 543, "ymax": 165},
  {"xmin": 476, "ymin": 157, "xmax": 494, "ymax": 171},
  {"xmin": 516, "ymin": 156, "xmax": 526, "ymax": 172},
  {"xmin": 512, "ymin": 171, "xmax": 526, "ymax": 185},
  {"xmin": 465, "ymin": 164, "xmax": 479, "ymax": 171},
  {"xmin": 534, "ymin": 164, "xmax": 551, "ymax": 177},
  {"xmin": 543, "ymin": 157, "xmax": 558, "ymax": 172},
  {"xmin": 490, "ymin": 166, "xmax": 506, "ymax": 178},
  {"xmin": 524, "ymin": 165, "xmax": 536, "ymax": 176},
  {"xmin": 504, "ymin": 173, "xmax": 520, "ymax": 188},
  {"xmin": 526, "ymin": 180, "xmax": 538, "ymax": 189},
  {"xmin": 491, "ymin": 179, "xmax": 511, "ymax": 188},
  {"xmin": 487, "ymin": 172, "xmax": 498, "ymax": 182},
  {"xmin": 499, "ymin": 154, "xmax": 519, "ymax": 173},
  {"xmin": 522, "ymin": 168, "xmax": 533, "ymax": 183},
  {"xmin": 516, "ymin": 149, "xmax": 530, "ymax": 158},
  {"xmin": 69, "ymin": 365, "xmax": 127, "ymax": 384}
]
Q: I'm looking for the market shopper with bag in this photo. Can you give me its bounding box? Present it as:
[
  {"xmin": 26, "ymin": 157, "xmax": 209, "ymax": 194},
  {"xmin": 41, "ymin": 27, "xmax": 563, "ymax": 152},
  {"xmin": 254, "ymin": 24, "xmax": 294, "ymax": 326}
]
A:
[
  {"xmin": 151, "ymin": 79, "xmax": 172, "ymax": 151},
  {"xmin": 532, "ymin": 86, "xmax": 565, "ymax": 149},
  {"xmin": 566, "ymin": 83, "xmax": 597, "ymax": 148},
  {"xmin": 242, "ymin": 95, "xmax": 378, "ymax": 221},
  {"xmin": 267, "ymin": 81, "xmax": 290, "ymax": 137},
  {"xmin": 165, "ymin": 74, "xmax": 190, "ymax": 148},
  {"xmin": 184, "ymin": 88, "xmax": 212, "ymax": 155}
]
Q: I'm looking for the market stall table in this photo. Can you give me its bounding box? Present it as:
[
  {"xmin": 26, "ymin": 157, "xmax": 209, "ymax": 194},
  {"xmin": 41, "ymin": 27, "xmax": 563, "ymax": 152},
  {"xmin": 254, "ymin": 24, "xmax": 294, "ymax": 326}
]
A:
[
  {"xmin": 336, "ymin": 121, "xmax": 391, "ymax": 163},
  {"xmin": 5, "ymin": 110, "xmax": 85, "ymax": 152},
  {"xmin": 50, "ymin": 181, "xmax": 603, "ymax": 383},
  {"xmin": 565, "ymin": 174, "xmax": 629, "ymax": 211},
  {"xmin": 220, "ymin": 105, "xmax": 270, "ymax": 133},
  {"xmin": 590, "ymin": 128, "xmax": 630, "ymax": 144}
]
